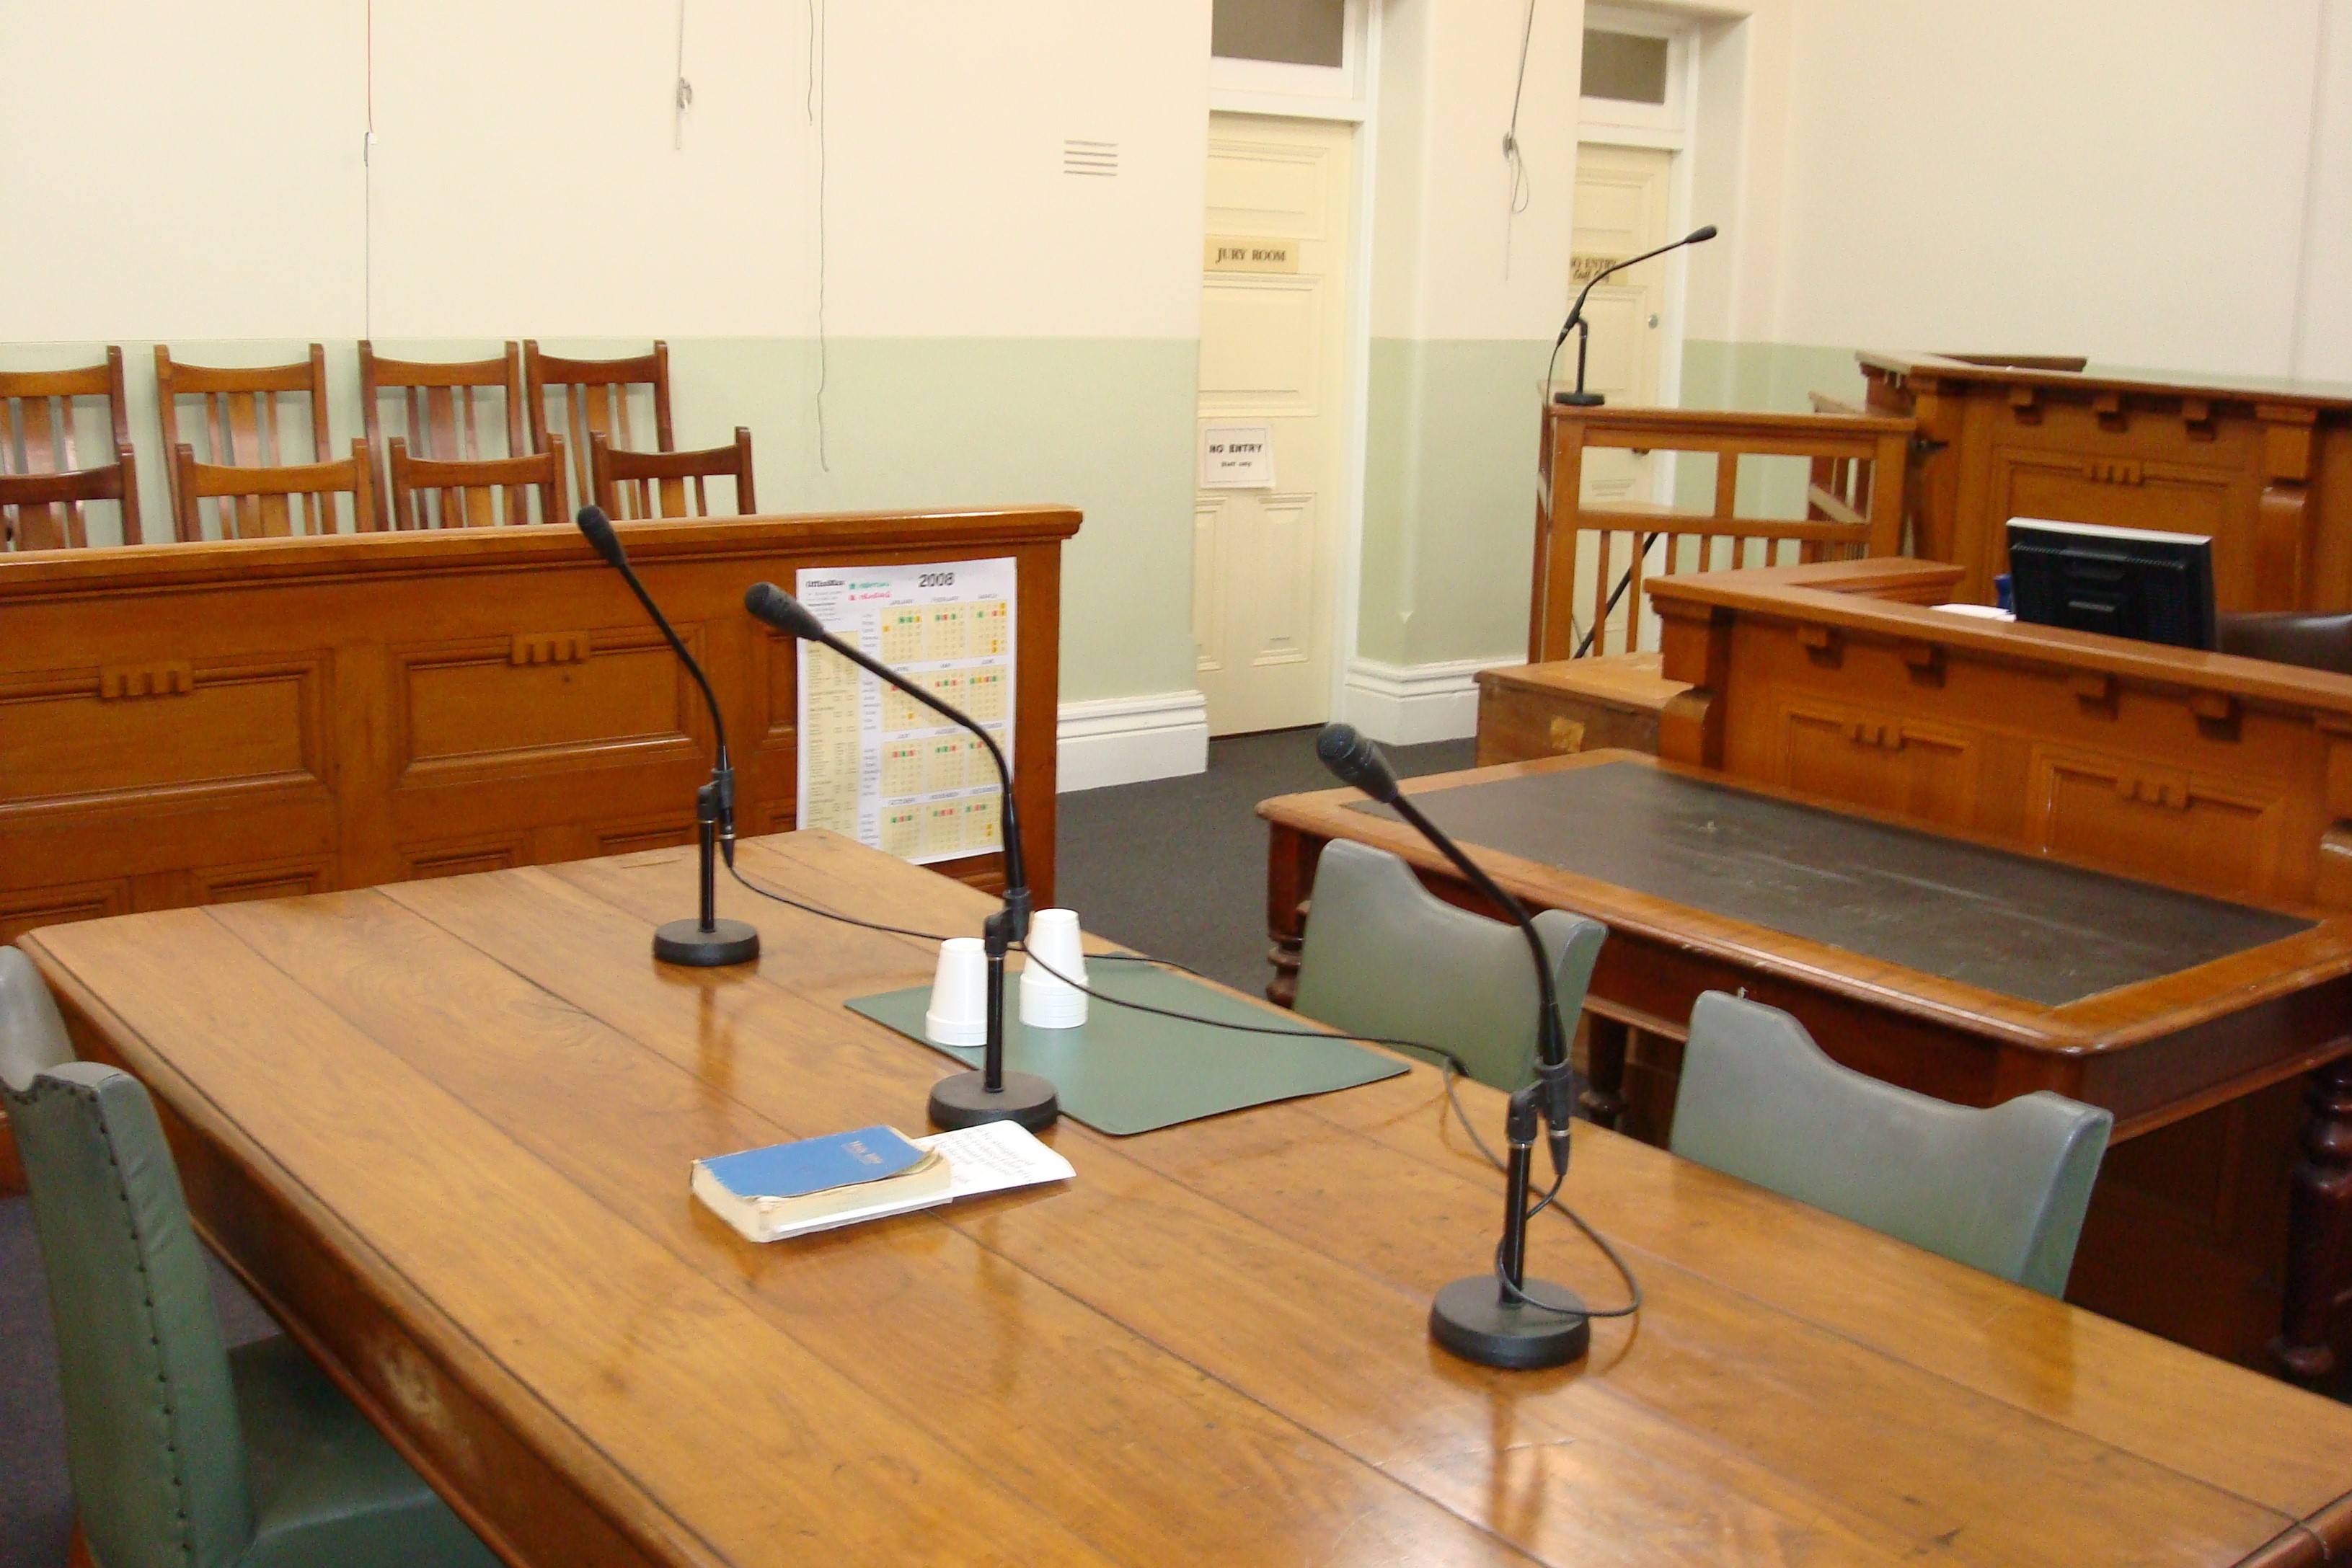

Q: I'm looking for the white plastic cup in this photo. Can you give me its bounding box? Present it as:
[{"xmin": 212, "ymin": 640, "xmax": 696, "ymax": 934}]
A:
[
  {"xmin": 925, "ymin": 937, "xmax": 989, "ymax": 1046},
  {"xmin": 1020, "ymin": 908, "xmax": 1089, "ymax": 1029}
]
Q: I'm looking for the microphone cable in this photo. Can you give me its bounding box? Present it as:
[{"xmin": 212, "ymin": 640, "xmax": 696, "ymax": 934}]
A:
[
  {"xmin": 722, "ymin": 857, "xmax": 1199, "ymax": 973},
  {"xmin": 719, "ymin": 854, "xmax": 1643, "ymax": 1319},
  {"xmin": 1015, "ymin": 942, "xmax": 1640, "ymax": 1320}
]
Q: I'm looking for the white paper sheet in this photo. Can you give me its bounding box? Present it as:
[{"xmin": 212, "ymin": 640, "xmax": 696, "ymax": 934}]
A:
[{"xmin": 913, "ymin": 1120, "xmax": 1076, "ymax": 1199}]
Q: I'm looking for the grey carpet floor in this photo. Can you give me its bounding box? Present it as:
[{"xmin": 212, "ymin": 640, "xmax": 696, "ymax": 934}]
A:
[
  {"xmin": 0, "ymin": 724, "xmax": 1469, "ymax": 1564},
  {"xmin": 1056, "ymin": 725, "xmax": 1477, "ymax": 992}
]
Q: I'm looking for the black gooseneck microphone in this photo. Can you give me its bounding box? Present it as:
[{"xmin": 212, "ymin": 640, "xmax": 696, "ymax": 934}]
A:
[
  {"xmin": 575, "ymin": 505, "xmax": 760, "ymax": 967},
  {"xmin": 1550, "ymin": 223, "xmax": 1717, "ymax": 407},
  {"xmin": 1316, "ymin": 722, "xmax": 1589, "ymax": 1369},
  {"xmin": 745, "ymin": 581, "xmax": 1055, "ymax": 1133},
  {"xmin": 1545, "ymin": 223, "xmax": 1720, "ymax": 655}
]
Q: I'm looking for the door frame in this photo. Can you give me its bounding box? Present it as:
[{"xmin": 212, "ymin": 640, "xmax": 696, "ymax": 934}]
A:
[
  {"xmin": 1580, "ymin": 4, "xmax": 1700, "ymax": 432},
  {"xmin": 1207, "ymin": 1, "xmax": 1384, "ymax": 727}
]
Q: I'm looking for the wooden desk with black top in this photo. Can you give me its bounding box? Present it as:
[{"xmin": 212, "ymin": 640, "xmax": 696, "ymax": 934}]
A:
[
  {"xmin": 24, "ymin": 831, "xmax": 2352, "ymax": 1567},
  {"xmin": 1261, "ymin": 751, "xmax": 2352, "ymax": 1381}
]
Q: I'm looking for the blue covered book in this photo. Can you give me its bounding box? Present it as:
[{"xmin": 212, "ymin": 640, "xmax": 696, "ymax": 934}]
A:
[{"xmin": 691, "ymin": 1125, "xmax": 952, "ymax": 1242}]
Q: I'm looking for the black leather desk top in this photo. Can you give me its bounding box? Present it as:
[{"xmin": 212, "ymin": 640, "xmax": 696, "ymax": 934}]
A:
[{"xmin": 1349, "ymin": 762, "xmax": 2311, "ymax": 1006}]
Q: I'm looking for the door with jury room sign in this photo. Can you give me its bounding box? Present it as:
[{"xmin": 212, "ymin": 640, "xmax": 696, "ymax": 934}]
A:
[{"xmin": 1195, "ymin": 113, "xmax": 1353, "ymax": 736}]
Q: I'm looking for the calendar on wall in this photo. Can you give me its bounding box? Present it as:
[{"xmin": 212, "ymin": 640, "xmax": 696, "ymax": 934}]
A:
[{"xmin": 794, "ymin": 558, "xmax": 1015, "ymax": 865}]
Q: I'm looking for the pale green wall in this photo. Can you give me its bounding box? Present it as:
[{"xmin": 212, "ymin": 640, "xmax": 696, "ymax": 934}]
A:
[
  {"xmin": 0, "ymin": 337, "xmax": 1199, "ymax": 705},
  {"xmin": 1361, "ymin": 337, "xmax": 1553, "ymax": 667},
  {"xmin": 1673, "ymin": 338, "xmax": 1866, "ymax": 519},
  {"xmin": 1679, "ymin": 339, "xmax": 1864, "ymax": 415},
  {"xmin": 671, "ymin": 338, "xmax": 1200, "ymax": 704}
]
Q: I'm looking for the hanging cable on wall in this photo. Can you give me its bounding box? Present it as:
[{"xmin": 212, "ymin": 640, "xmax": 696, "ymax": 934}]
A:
[
  {"xmin": 673, "ymin": 0, "xmax": 693, "ymax": 150},
  {"xmin": 809, "ymin": 0, "xmax": 831, "ymax": 472},
  {"xmin": 1501, "ymin": 0, "xmax": 1537, "ymax": 279}
]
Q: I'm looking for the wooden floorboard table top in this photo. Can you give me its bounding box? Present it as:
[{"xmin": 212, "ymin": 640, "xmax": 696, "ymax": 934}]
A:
[{"xmin": 21, "ymin": 830, "xmax": 2352, "ymax": 1568}]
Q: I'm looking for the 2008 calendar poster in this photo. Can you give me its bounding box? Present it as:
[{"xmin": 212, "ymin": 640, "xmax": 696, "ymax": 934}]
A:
[{"xmin": 793, "ymin": 557, "xmax": 1015, "ymax": 865}]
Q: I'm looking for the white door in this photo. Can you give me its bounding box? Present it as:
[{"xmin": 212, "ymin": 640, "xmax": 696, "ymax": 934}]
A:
[
  {"xmin": 1569, "ymin": 143, "xmax": 1673, "ymax": 505},
  {"xmin": 1195, "ymin": 114, "xmax": 1353, "ymax": 737}
]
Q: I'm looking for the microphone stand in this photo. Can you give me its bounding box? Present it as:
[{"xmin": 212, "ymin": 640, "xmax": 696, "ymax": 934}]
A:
[
  {"xmin": 575, "ymin": 507, "xmax": 759, "ymax": 967},
  {"xmin": 1389, "ymin": 789, "xmax": 1588, "ymax": 1368},
  {"xmin": 1317, "ymin": 725, "xmax": 1588, "ymax": 1368},
  {"xmin": 743, "ymin": 584, "xmax": 1056, "ymax": 1132},
  {"xmin": 1549, "ymin": 224, "xmax": 1718, "ymax": 407}
]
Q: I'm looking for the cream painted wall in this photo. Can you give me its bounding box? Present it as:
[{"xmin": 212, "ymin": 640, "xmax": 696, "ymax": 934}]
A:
[
  {"xmin": 2, "ymin": 1, "xmax": 1213, "ymax": 709},
  {"xmin": 1372, "ymin": 0, "xmax": 1583, "ymax": 340},
  {"xmin": 1359, "ymin": 0, "xmax": 1586, "ymax": 674},
  {"xmin": 364, "ymin": 0, "xmax": 1209, "ymax": 340},
  {"xmin": 1686, "ymin": 0, "xmax": 2351, "ymax": 384},
  {"xmin": 0, "ymin": 3, "xmax": 368, "ymax": 340},
  {"xmin": 2294, "ymin": 0, "xmax": 2352, "ymax": 381}
]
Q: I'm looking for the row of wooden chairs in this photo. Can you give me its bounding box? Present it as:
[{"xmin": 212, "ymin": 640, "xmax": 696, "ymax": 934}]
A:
[{"xmin": 1, "ymin": 341, "xmax": 756, "ymax": 549}]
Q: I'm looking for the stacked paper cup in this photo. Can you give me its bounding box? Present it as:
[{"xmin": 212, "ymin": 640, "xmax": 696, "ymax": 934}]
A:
[
  {"xmin": 1019, "ymin": 908, "xmax": 1089, "ymax": 1029},
  {"xmin": 924, "ymin": 936, "xmax": 989, "ymax": 1046}
]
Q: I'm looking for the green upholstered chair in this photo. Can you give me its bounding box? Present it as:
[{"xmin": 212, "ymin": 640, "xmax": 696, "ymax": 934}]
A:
[
  {"xmin": 1, "ymin": 945, "xmax": 76, "ymax": 1091},
  {"xmin": 1292, "ymin": 838, "xmax": 1608, "ymax": 1091},
  {"xmin": 6, "ymin": 1055, "xmax": 501, "ymax": 1568},
  {"xmin": 1669, "ymin": 991, "xmax": 2112, "ymax": 1296}
]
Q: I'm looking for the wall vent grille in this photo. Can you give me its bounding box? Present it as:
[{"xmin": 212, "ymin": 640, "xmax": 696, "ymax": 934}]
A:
[{"xmin": 1063, "ymin": 138, "xmax": 1118, "ymax": 177}]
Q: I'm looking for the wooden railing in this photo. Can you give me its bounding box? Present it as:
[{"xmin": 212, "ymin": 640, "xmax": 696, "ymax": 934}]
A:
[{"xmin": 1529, "ymin": 402, "xmax": 1914, "ymax": 662}]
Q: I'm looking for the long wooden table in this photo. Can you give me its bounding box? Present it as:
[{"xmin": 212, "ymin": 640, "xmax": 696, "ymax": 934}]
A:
[
  {"xmin": 25, "ymin": 833, "xmax": 2352, "ymax": 1565},
  {"xmin": 1260, "ymin": 751, "xmax": 2352, "ymax": 1382}
]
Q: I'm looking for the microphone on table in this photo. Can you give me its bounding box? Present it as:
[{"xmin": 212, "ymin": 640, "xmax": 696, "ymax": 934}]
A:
[
  {"xmin": 1315, "ymin": 722, "xmax": 1588, "ymax": 1369},
  {"xmin": 744, "ymin": 581, "xmax": 1056, "ymax": 1133},
  {"xmin": 575, "ymin": 505, "xmax": 760, "ymax": 967},
  {"xmin": 1550, "ymin": 223, "xmax": 1717, "ymax": 407}
]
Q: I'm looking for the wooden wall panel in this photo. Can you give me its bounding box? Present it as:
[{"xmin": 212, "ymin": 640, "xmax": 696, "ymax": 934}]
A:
[
  {"xmin": 1862, "ymin": 352, "xmax": 2352, "ymax": 610},
  {"xmin": 1685, "ymin": 558, "xmax": 2347, "ymax": 912}
]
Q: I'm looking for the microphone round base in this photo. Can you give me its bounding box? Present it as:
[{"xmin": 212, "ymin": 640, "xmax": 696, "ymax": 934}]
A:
[
  {"xmin": 1428, "ymin": 1274, "xmax": 1590, "ymax": 1370},
  {"xmin": 1551, "ymin": 390, "xmax": 1607, "ymax": 407},
  {"xmin": 927, "ymin": 1068, "xmax": 1060, "ymax": 1134},
  {"xmin": 652, "ymin": 918, "xmax": 762, "ymax": 968}
]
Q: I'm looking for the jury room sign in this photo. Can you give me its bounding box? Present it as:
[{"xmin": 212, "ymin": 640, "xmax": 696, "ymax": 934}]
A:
[
  {"xmin": 1205, "ymin": 236, "xmax": 1299, "ymax": 273},
  {"xmin": 1201, "ymin": 425, "xmax": 1275, "ymax": 488}
]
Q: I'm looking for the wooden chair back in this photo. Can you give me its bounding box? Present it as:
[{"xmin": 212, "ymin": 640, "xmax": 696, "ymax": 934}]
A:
[
  {"xmin": 388, "ymin": 435, "xmax": 567, "ymax": 530},
  {"xmin": 173, "ymin": 438, "xmax": 376, "ymax": 541},
  {"xmin": 589, "ymin": 428, "xmax": 755, "ymax": 519},
  {"xmin": 156, "ymin": 345, "xmax": 332, "ymax": 526},
  {"xmin": 523, "ymin": 341, "xmax": 672, "ymax": 521},
  {"xmin": 1, "ymin": 348, "xmax": 142, "ymax": 548},
  {"xmin": 1530, "ymin": 403, "xmax": 1914, "ymax": 661},
  {"xmin": 361, "ymin": 342, "xmax": 528, "ymax": 502}
]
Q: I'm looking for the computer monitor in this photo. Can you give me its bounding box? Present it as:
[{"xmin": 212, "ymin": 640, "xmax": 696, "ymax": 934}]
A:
[{"xmin": 2005, "ymin": 518, "xmax": 2216, "ymax": 652}]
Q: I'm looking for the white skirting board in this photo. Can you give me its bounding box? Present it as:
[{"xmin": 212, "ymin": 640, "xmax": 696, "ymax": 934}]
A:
[
  {"xmin": 1340, "ymin": 656, "xmax": 1519, "ymax": 745},
  {"xmin": 1055, "ymin": 690, "xmax": 1209, "ymax": 792}
]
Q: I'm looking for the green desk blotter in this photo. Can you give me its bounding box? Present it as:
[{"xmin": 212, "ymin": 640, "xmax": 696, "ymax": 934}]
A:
[{"xmin": 846, "ymin": 962, "xmax": 1407, "ymax": 1135}]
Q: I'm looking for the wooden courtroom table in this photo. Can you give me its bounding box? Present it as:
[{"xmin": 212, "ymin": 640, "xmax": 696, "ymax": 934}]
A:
[
  {"xmin": 1260, "ymin": 751, "xmax": 2352, "ymax": 1383},
  {"xmin": 1858, "ymin": 351, "xmax": 2352, "ymax": 608},
  {"xmin": 0, "ymin": 508, "xmax": 1073, "ymax": 1193},
  {"xmin": 1633, "ymin": 553, "xmax": 2352, "ymax": 1376},
  {"xmin": 23, "ymin": 832, "xmax": 2352, "ymax": 1567},
  {"xmin": 1288, "ymin": 554, "xmax": 2352, "ymax": 1380}
]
